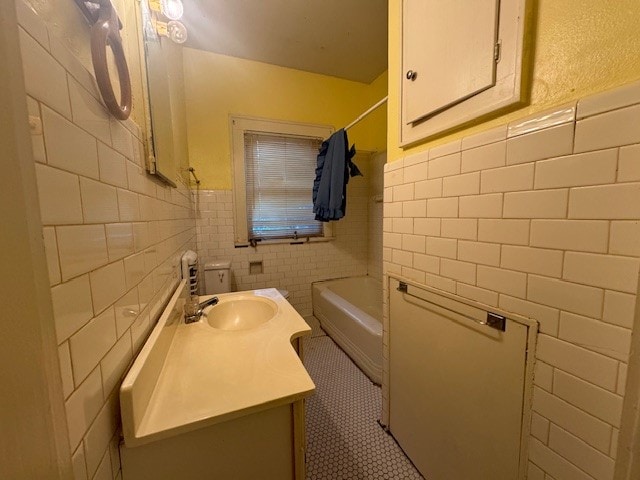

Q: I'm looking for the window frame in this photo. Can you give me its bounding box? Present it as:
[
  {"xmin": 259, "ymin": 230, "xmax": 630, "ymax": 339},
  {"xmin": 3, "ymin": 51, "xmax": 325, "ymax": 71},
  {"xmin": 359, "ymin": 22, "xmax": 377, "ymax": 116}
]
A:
[{"xmin": 231, "ymin": 116, "xmax": 334, "ymax": 246}]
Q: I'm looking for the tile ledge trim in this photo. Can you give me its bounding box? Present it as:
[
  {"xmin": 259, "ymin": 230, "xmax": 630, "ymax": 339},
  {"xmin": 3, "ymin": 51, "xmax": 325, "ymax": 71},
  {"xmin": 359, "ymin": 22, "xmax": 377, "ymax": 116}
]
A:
[
  {"xmin": 577, "ymin": 79, "xmax": 640, "ymax": 120},
  {"xmin": 507, "ymin": 102, "xmax": 577, "ymax": 139}
]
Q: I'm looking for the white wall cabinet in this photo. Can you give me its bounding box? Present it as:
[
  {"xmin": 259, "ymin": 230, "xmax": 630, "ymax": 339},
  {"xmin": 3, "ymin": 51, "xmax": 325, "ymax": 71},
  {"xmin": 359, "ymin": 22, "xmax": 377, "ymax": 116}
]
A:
[{"xmin": 400, "ymin": 0, "xmax": 528, "ymax": 146}]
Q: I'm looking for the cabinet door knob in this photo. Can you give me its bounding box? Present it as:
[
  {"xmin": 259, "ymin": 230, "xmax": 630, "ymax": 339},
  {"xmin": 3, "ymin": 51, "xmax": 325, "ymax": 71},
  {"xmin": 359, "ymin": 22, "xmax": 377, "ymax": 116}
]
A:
[{"xmin": 406, "ymin": 70, "xmax": 417, "ymax": 81}]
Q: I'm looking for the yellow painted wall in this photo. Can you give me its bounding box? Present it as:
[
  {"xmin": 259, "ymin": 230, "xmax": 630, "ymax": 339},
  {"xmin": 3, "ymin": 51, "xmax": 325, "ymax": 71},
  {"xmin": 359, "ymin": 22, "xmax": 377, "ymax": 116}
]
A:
[
  {"xmin": 388, "ymin": 0, "xmax": 640, "ymax": 161},
  {"xmin": 183, "ymin": 48, "xmax": 388, "ymax": 190},
  {"xmin": 350, "ymin": 70, "xmax": 388, "ymax": 156}
]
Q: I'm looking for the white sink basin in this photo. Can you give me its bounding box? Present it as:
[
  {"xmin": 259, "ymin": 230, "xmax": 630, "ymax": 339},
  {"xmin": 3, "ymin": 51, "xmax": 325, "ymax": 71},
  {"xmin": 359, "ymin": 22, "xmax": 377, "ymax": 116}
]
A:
[{"xmin": 205, "ymin": 296, "xmax": 278, "ymax": 331}]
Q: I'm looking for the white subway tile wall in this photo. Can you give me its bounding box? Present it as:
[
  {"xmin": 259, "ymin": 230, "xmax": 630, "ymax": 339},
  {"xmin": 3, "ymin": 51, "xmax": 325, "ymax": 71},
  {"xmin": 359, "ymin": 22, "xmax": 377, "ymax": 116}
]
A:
[
  {"xmin": 383, "ymin": 82, "xmax": 640, "ymax": 480},
  {"xmin": 195, "ymin": 151, "xmax": 383, "ymax": 315},
  {"xmin": 461, "ymin": 137, "xmax": 507, "ymax": 172},
  {"xmin": 18, "ymin": 10, "xmax": 195, "ymax": 480}
]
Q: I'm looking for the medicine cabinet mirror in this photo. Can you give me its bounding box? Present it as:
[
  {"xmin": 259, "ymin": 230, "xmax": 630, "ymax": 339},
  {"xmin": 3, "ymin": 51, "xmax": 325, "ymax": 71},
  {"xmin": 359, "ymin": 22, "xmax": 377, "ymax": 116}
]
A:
[{"xmin": 138, "ymin": 0, "xmax": 189, "ymax": 187}]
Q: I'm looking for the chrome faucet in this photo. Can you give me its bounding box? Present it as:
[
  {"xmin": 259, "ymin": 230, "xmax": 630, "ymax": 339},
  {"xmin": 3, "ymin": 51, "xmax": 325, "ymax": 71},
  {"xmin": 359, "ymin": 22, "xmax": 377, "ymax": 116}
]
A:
[{"xmin": 184, "ymin": 296, "xmax": 219, "ymax": 324}]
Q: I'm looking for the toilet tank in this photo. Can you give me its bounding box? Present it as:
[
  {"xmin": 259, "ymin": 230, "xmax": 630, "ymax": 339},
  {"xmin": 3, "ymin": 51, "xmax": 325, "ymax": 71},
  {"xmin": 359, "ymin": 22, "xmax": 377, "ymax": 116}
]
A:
[{"xmin": 204, "ymin": 261, "xmax": 231, "ymax": 294}]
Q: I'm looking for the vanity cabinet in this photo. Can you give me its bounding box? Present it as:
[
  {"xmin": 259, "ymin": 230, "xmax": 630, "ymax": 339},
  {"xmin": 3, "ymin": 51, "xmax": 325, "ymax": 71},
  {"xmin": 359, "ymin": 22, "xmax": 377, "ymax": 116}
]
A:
[
  {"xmin": 118, "ymin": 282, "xmax": 314, "ymax": 480},
  {"xmin": 120, "ymin": 402, "xmax": 303, "ymax": 480},
  {"xmin": 400, "ymin": 0, "xmax": 529, "ymax": 146}
]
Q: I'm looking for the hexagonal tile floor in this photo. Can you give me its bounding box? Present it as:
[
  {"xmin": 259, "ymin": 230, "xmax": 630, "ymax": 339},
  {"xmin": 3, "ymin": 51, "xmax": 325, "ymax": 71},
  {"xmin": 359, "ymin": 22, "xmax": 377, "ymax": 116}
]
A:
[{"xmin": 303, "ymin": 316, "xmax": 424, "ymax": 480}]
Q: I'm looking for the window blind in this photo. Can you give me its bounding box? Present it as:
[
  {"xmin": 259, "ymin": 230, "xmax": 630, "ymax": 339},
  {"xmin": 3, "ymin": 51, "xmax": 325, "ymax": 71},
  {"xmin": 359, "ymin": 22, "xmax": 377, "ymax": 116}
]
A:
[{"xmin": 244, "ymin": 131, "xmax": 323, "ymax": 240}]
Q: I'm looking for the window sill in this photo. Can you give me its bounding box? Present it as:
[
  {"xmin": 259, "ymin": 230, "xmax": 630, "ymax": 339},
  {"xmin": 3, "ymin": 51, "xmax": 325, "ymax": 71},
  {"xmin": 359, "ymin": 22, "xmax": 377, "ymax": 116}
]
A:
[{"xmin": 234, "ymin": 236, "xmax": 335, "ymax": 248}]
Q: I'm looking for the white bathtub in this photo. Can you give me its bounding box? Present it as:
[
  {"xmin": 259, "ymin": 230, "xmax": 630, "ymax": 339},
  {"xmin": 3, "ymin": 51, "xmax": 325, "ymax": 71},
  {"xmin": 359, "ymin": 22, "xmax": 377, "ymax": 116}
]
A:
[{"xmin": 312, "ymin": 276, "xmax": 382, "ymax": 384}]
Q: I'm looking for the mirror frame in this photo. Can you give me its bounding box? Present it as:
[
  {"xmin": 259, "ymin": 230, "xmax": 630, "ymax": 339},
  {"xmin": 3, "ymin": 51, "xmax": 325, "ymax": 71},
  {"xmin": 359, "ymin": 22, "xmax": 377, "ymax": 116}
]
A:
[{"xmin": 136, "ymin": 0, "xmax": 178, "ymax": 188}]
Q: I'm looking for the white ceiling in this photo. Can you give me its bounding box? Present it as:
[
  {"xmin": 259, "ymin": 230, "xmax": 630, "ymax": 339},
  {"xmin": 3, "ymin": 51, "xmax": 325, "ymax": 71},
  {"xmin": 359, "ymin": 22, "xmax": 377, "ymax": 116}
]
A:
[{"xmin": 182, "ymin": 0, "xmax": 388, "ymax": 84}]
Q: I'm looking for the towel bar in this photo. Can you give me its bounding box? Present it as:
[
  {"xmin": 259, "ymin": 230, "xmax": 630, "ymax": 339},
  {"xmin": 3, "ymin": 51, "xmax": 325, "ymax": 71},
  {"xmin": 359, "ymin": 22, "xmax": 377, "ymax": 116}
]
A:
[{"xmin": 74, "ymin": 0, "xmax": 132, "ymax": 120}]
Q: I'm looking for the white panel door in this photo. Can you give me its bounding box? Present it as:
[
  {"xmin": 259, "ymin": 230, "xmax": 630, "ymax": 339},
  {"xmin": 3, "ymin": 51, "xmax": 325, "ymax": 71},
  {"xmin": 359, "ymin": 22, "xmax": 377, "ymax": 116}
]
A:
[
  {"xmin": 389, "ymin": 279, "xmax": 529, "ymax": 480},
  {"xmin": 403, "ymin": 0, "xmax": 500, "ymax": 124}
]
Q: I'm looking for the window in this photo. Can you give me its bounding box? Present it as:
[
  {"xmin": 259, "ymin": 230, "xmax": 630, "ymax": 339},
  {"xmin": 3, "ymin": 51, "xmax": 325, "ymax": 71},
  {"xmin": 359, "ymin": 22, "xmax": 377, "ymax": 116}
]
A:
[{"xmin": 231, "ymin": 117, "xmax": 334, "ymax": 245}]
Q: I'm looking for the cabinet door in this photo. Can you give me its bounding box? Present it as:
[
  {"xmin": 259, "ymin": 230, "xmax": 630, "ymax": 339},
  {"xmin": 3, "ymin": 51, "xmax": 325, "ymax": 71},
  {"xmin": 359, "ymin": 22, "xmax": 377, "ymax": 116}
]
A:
[
  {"xmin": 403, "ymin": 0, "xmax": 500, "ymax": 125},
  {"xmin": 389, "ymin": 279, "xmax": 530, "ymax": 480}
]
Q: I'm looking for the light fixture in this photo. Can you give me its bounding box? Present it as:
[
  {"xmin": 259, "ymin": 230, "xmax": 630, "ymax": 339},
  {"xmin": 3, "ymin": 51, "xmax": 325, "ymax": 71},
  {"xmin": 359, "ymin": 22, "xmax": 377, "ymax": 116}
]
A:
[
  {"xmin": 167, "ymin": 20, "xmax": 188, "ymax": 44},
  {"xmin": 148, "ymin": 0, "xmax": 188, "ymax": 44},
  {"xmin": 160, "ymin": 0, "xmax": 184, "ymax": 21}
]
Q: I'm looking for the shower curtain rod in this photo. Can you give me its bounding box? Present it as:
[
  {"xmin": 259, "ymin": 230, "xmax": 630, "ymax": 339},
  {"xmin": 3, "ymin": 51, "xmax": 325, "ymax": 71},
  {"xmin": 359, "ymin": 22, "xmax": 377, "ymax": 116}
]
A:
[{"xmin": 344, "ymin": 96, "xmax": 388, "ymax": 131}]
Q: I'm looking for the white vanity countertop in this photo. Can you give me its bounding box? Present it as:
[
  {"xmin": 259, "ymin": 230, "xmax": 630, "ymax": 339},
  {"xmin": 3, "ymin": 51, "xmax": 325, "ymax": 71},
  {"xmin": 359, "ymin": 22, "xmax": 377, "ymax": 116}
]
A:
[{"xmin": 120, "ymin": 284, "xmax": 315, "ymax": 447}]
